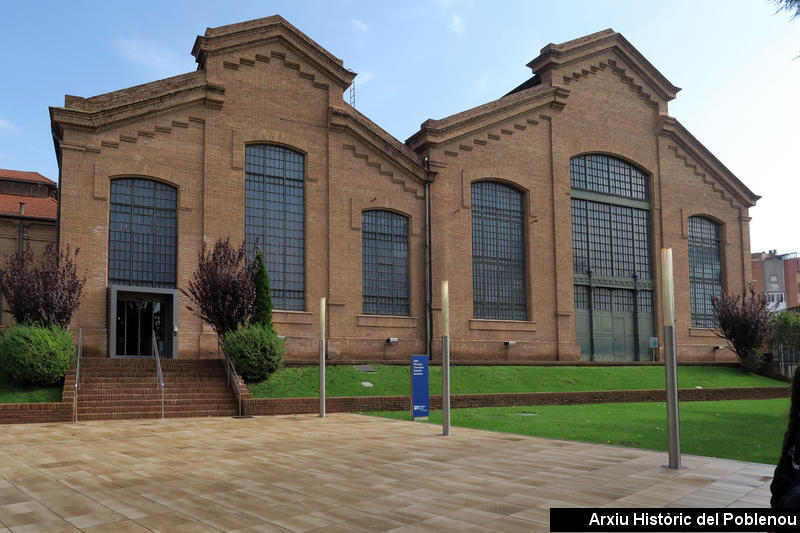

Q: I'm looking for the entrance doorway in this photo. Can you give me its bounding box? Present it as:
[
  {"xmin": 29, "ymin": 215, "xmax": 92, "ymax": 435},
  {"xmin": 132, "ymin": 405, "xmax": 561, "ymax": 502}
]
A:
[
  {"xmin": 115, "ymin": 295, "xmax": 171, "ymax": 357},
  {"xmin": 108, "ymin": 286, "xmax": 178, "ymax": 358}
]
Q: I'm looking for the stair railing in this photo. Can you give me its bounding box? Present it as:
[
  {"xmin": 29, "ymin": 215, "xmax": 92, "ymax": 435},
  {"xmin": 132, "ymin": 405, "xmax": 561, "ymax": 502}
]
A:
[
  {"xmin": 152, "ymin": 331, "xmax": 165, "ymax": 420},
  {"xmin": 73, "ymin": 328, "xmax": 82, "ymax": 423},
  {"xmin": 219, "ymin": 340, "xmax": 243, "ymax": 417}
]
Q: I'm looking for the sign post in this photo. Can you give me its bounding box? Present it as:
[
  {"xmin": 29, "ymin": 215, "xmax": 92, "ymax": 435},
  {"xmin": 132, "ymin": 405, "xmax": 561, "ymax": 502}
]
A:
[
  {"xmin": 411, "ymin": 355, "xmax": 429, "ymax": 420},
  {"xmin": 442, "ymin": 280, "xmax": 450, "ymax": 436},
  {"xmin": 320, "ymin": 297, "xmax": 326, "ymax": 419},
  {"xmin": 661, "ymin": 248, "xmax": 680, "ymax": 469},
  {"xmin": 649, "ymin": 336, "xmax": 659, "ymax": 362}
]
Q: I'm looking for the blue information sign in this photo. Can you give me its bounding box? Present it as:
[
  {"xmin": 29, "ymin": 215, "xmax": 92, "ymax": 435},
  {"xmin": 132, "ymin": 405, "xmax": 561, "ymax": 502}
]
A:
[{"xmin": 411, "ymin": 355, "xmax": 429, "ymax": 419}]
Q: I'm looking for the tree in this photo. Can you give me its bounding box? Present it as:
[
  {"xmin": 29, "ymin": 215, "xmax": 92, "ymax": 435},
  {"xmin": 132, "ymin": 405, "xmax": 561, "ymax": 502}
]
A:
[
  {"xmin": 0, "ymin": 242, "xmax": 86, "ymax": 328},
  {"xmin": 250, "ymin": 252, "xmax": 273, "ymax": 329},
  {"xmin": 773, "ymin": 0, "xmax": 800, "ymax": 19},
  {"xmin": 181, "ymin": 238, "xmax": 255, "ymax": 339},
  {"xmin": 711, "ymin": 286, "xmax": 776, "ymax": 373}
]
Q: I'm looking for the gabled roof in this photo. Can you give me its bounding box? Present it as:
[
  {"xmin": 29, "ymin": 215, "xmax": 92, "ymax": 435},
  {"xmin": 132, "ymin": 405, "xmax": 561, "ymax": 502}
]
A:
[
  {"xmin": 528, "ymin": 28, "xmax": 680, "ymax": 102},
  {"xmin": 0, "ymin": 169, "xmax": 56, "ymax": 187},
  {"xmin": 192, "ymin": 15, "xmax": 355, "ymax": 89},
  {"xmin": 0, "ymin": 194, "xmax": 57, "ymax": 220}
]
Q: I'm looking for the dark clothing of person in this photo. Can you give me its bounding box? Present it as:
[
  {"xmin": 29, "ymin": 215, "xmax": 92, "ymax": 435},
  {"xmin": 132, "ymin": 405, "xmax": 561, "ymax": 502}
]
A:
[{"xmin": 772, "ymin": 422, "xmax": 800, "ymax": 508}]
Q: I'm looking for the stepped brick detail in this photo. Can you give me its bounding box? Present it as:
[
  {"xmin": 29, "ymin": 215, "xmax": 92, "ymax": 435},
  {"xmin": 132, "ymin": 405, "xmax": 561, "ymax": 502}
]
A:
[{"xmin": 72, "ymin": 358, "xmax": 240, "ymax": 421}]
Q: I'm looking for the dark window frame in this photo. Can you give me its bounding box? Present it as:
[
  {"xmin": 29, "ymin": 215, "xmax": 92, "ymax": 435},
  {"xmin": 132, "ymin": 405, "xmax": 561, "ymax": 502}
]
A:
[
  {"xmin": 688, "ymin": 216, "xmax": 723, "ymax": 328},
  {"xmin": 570, "ymin": 153, "xmax": 650, "ymax": 200},
  {"xmin": 108, "ymin": 178, "xmax": 178, "ymax": 289},
  {"xmin": 361, "ymin": 210, "xmax": 410, "ymax": 316},
  {"xmin": 245, "ymin": 144, "xmax": 306, "ymax": 311},
  {"xmin": 471, "ymin": 180, "xmax": 527, "ymax": 321}
]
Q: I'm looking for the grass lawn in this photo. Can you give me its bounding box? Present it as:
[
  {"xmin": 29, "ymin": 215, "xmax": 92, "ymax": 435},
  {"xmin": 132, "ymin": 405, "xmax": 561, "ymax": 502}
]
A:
[
  {"xmin": 247, "ymin": 364, "xmax": 785, "ymax": 398},
  {"xmin": 365, "ymin": 399, "xmax": 789, "ymax": 464},
  {"xmin": 0, "ymin": 373, "xmax": 62, "ymax": 403}
]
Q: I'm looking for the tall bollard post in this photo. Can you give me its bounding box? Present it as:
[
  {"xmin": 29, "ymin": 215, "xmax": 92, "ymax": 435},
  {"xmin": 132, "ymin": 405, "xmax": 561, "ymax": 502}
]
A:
[
  {"xmin": 442, "ymin": 281, "xmax": 451, "ymax": 436},
  {"xmin": 661, "ymin": 248, "xmax": 680, "ymax": 468},
  {"xmin": 320, "ymin": 297, "xmax": 326, "ymax": 419}
]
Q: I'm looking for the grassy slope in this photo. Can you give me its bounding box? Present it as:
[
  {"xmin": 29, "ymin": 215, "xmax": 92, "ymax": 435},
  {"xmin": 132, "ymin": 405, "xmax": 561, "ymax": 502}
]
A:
[
  {"xmin": 247, "ymin": 365, "xmax": 785, "ymax": 398},
  {"xmin": 0, "ymin": 373, "xmax": 62, "ymax": 403},
  {"xmin": 366, "ymin": 398, "xmax": 789, "ymax": 464}
]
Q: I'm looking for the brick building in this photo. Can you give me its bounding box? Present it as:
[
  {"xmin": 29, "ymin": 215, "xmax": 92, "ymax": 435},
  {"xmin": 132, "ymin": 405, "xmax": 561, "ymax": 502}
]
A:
[
  {"xmin": 752, "ymin": 251, "xmax": 800, "ymax": 311},
  {"xmin": 0, "ymin": 169, "xmax": 58, "ymax": 326},
  {"xmin": 49, "ymin": 16, "xmax": 758, "ymax": 362}
]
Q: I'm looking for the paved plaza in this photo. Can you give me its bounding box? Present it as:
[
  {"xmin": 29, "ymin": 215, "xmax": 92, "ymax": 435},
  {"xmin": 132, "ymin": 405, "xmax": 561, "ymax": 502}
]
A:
[{"xmin": 0, "ymin": 413, "xmax": 774, "ymax": 532}]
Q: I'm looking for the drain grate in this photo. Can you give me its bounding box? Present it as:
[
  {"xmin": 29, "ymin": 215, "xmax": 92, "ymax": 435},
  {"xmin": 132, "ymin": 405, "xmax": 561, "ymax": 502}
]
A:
[{"xmin": 354, "ymin": 364, "xmax": 376, "ymax": 373}]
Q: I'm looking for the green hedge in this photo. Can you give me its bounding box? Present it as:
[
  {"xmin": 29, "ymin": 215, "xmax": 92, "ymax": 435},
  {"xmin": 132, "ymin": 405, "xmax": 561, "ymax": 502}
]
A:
[
  {"xmin": 0, "ymin": 324, "xmax": 75, "ymax": 386},
  {"xmin": 223, "ymin": 323, "xmax": 285, "ymax": 382}
]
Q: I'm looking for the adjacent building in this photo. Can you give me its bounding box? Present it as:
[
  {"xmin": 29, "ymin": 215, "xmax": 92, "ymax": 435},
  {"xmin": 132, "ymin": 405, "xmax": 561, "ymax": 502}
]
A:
[
  {"xmin": 49, "ymin": 16, "xmax": 758, "ymax": 362},
  {"xmin": 752, "ymin": 251, "xmax": 800, "ymax": 311}
]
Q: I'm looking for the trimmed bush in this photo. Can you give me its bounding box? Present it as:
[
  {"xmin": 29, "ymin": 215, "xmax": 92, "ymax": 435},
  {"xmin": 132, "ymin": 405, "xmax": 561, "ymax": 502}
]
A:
[
  {"xmin": 223, "ymin": 323, "xmax": 285, "ymax": 382},
  {"xmin": 0, "ymin": 324, "xmax": 75, "ymax": 386}
]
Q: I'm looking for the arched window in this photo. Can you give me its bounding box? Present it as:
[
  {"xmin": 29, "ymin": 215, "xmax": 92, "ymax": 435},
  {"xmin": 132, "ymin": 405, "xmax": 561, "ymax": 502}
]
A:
[
  {"xmin": 570, "ymin": 154, "xmax": 653, "ymax": 361},
  {"xmin": 109, "ymin": 178, "xmax": 177, "ymax": 288},
  {"xmin": 688, "ymin": 216, "xmax": 722, "ymax": 328},
  {"xmin": 471, "ymin": 181, "xmax": 526, "ymax": 320},
  {"xmin": 362, "ymin": 210, "xmax": 409, "ymax": 316},
  {"xmin": 245, "ymin": 144, "xmax": 305, "ymax": 311}
]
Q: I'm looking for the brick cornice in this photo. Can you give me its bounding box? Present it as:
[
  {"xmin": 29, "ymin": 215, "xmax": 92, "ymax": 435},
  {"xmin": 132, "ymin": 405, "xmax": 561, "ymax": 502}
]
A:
[
  {"xmin": 329, "ymin": 105, "xmax": 430, "ymax": 184},
  {"xmin": 528, "ymin": 30, "xmax": 680, "ymax": 103},
  {"xmin": 660, "ymin": 116, "xmax": 759, "ymax": 207},
  {"xmin": 406, "ymin": 85, "xmax": 567, "ymax": 151},
  {"xmin": 50, "ymin": 80, "xmax": 222, "ymax": 134},
  {"xmin": 193, "ymin": 15, "xmax": 355, "ymax": 89}
]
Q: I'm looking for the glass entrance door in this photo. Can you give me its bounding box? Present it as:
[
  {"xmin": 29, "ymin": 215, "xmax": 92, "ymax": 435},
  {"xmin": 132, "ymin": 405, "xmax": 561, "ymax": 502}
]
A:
[{"xmin": 115, "ymin": 294, "xmax": 171, "ymax": 357}]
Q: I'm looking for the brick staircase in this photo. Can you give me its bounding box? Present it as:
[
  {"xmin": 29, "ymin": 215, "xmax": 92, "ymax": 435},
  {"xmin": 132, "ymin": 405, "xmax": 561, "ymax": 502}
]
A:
[{"xmin": 66, "ymin": 358, "xmax": 241, "ymax": 421}]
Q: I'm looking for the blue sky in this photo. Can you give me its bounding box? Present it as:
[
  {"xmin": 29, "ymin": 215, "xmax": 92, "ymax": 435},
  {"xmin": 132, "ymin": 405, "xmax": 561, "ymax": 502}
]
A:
[{"xmin": 0, "ymin": 0, "xmax": 797, "ymax": 253}]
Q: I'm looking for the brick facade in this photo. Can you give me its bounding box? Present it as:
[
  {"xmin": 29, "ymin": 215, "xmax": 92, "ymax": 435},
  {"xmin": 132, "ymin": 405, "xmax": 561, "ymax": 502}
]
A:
[{"xmin": 50, "ymin": 17, "xmax": 758, "ymax": 363}]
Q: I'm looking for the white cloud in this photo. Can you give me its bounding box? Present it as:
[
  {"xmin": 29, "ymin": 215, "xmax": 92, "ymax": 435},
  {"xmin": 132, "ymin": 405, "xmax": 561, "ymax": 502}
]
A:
[
  {"xmin": 357, "ymin": 71, "xmax": 374, "ymax": 85},
  {"xmin": 351, "ymin": 19, "xmax": 368, "ymax": 33},
  {"xmin": 0, "ymin": 119, "xmax": 18, "ymax": 134},
  {"xmin": 449, "ymin": 14, "xmax": 464, "ymax": 36},
  {"xmin": 113, "ymin": 38, "xmax": 186, "ymax": 79}
]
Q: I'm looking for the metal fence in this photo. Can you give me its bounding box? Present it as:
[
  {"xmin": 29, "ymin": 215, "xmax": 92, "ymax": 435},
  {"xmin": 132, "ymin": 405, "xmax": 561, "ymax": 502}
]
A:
[{"xmin": 773, "ymin": 336, "xmax": 800, "ymax": 378}]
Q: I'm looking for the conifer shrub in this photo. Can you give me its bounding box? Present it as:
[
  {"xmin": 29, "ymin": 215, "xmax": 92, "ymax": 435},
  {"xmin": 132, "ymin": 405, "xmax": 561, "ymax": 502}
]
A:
[
  {"xmin": 250, "ymin": 253, "xmax": 273, "ymax": 329},
  {"xmin": 222, "ymin": 323, "xmax": 285, "ymax": 382},
  {"xmin": 0, "ymin": 324, "xmax": 75, "ymax": 385}
]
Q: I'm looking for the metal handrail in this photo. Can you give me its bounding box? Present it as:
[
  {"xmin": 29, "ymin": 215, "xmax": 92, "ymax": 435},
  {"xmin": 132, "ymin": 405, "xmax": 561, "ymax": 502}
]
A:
[
  {"xmin": 73, "ymin": 329, "xmax": 82, "ymax": 423},
  {"xmin": 152, "ymin": 331, "xmax": 165, "ymax": 420},
  {"xmin": 219, "ymin": 340, "xmax": 243, "ymax": 417}
]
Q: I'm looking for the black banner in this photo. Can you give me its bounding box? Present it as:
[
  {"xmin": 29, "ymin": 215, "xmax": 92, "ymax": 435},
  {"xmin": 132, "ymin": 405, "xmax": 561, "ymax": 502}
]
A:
[{"xmin": 550, "ymin": 508, "xmax": 800, "ymax": 532}]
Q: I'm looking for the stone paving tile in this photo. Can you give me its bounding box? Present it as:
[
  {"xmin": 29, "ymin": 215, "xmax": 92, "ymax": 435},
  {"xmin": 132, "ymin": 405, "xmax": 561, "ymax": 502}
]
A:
[{"xmin": 0, "ymin": 413, "xmax": 779, "ymax": 532}]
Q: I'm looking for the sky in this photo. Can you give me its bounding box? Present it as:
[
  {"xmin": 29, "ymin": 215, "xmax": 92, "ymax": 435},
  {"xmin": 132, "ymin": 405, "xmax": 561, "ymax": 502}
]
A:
[{"xmin": 0, "ymin": 0, "xmax": 797, "ymax": 254}]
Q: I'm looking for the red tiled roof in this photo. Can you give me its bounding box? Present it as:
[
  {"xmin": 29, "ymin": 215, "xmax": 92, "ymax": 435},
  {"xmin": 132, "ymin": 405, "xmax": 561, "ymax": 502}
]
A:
[
  {"xmin": 0, "ymin": 194, "xmax": 57, "ymax": 220},
  {"xmin": 0, "ymin": 169, "xmax": 56, "ymax": 186}
]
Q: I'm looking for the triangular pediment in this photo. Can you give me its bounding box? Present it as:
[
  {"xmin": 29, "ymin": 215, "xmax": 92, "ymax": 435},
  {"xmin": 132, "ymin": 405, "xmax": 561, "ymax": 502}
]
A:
[
  {"xmin": 192, "ymin": 15, "xmax": 355, "ymax": 90},
  {"xmin": 528, "ymin": 29, "xmax": 680, "ymax": 104}
]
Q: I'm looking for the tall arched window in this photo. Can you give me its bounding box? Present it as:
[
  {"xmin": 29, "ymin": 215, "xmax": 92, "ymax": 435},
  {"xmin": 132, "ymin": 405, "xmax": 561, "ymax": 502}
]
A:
[
  {"xmin": 570, "ymin": 154, "xmax": 653, "ymax": 361},
  {"xmin": 245, "ymin": 144, "xmax": 305, "ymax": 310},
  {"xmin": 362, "ymin": 210, "xmax": 409, "ymax": 316},
  {"xmin": 109, "ymin": 178, "xmax": 177, "ymax": 288},
  {"xmin": 688, "ymin": 216, "xmax": 723, "ymax": 328},
  {"xmin": 471, "ymin": 181, "xmax": 526, "ymax": 320}
]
